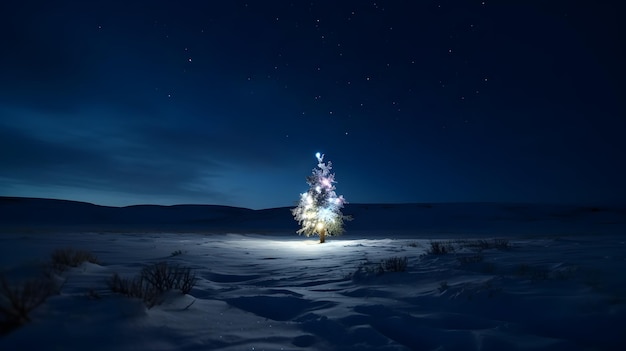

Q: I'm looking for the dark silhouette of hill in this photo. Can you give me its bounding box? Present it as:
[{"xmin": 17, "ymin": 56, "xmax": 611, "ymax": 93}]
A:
[{"xmin": 1, "ymin": 197, "xmax": 624, "ymax": 236}]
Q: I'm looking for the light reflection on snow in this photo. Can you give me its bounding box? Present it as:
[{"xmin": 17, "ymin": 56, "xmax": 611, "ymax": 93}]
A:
[{"xmin": 208, "ymin": 236, "xmax": 398, "ymax": 256}]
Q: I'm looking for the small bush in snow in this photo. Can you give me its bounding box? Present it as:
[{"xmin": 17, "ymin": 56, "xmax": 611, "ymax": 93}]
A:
[
  {"xmin": 108, "ymin": 274, "xmax": 152, "ymax": 300},
  {"xmin": 350, "ymin": 262, "xmax": 382, "ymax": 280},
  {"xmin": 170, "ymin": 250, "xmax": 183, "ymax": 257},
  {"xmin": 141, "ymin": 262, "xmax": 197, "ymax": 294},
  {"xmin": 50, "ymin": 248, "xmax": 99, "ymax": 272},
  {"xmin": 351, "ymin": 256, "xmax": 409, "ymax": 280},
  {"xmin": 380, "ymin": 256, "xmax": 408, "ymax": 272},
  {"xmin": 141, "ymin": 262, "xmax": 175, "ymax": 293},
  {"xmin": 108, "ymin": 262, "xmax": 197, "ymax": 308},
  {"xmin": 0, "ymin": 274, "xmax": 57, "ymax": 334},
  {"xmin": 175, "ymin": 267, "xmax": 197, "ymax": 295},
  {"xmin": 428, "ymin": 241, "xmax": 454, "ymax": 255}
]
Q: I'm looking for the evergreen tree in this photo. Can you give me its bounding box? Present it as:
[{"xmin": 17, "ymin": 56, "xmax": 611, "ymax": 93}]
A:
[{"xmin": 292, "ymin": 153, "xmax": 348, "ymax": 243}]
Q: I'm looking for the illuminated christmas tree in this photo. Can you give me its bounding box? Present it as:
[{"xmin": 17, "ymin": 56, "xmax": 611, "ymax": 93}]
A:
[{"xmin": 292, "ymin": 153, "xmax": 348, "ymax": 243}]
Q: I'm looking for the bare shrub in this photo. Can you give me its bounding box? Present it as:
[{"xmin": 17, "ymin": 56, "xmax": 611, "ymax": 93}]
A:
[
  {"xmin": 51, "ymin": 248, "xmax": 99, "ymax": 272},
  {"xmin": 174, "ymin": 266, "xmax": 197, "ymax": 294},
  {"xmin": 108, "ymin": 262, "xmax": 197, "ymax": 308},
  {"xmin": 108, "ymin": 273, "xmax": 148, "ymax": 299},
  {"xmin": 350, "ymin": 261, "xmax": 383, "ymax": 280},
  {"xmin": 141, "ymin": 262, "xmax": 176, "ymax": 293},
  {"xmin": 428, "ymin": 241, "xmax": 454, "ymax": 255},
  {"xmin": 140, "ymin": 262, "xmax": 197, "ymax": 294},
  {"xmin": 108, "ymin": 273, "xmax": 160, "ymax": 307},
  {"xmin": 380, "ymin": 257, "xmax": 408, "ymax": 272},
  {"xmin": 0, "ymin": 274, "xmax": 57, "ymax": 334}
]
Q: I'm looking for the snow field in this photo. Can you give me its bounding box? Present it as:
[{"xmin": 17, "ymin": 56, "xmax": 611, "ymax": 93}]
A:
[{"xmin": 1, "ymin": 232, "xmax": 625, "ymax": 350}]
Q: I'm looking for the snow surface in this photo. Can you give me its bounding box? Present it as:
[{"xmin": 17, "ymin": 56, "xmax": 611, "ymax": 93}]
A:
[{"xmin": 1, "ymin": 200, "xmax": 626, "ymax": 350}]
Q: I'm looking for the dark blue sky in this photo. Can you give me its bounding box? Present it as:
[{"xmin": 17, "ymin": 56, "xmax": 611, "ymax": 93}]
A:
[{"xmin": 1, "ymin": 1, "xmax": 624, "ymax": 209}]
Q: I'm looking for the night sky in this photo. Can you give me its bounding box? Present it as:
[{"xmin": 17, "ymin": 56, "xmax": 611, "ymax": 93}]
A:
[{"xmin": 1, "ymin": 1, "xmax": 624, "ymax": 209}]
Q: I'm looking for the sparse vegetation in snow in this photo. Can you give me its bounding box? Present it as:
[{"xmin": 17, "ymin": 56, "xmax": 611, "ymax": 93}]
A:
[
  {"xmin": 427, "ymin": 241, "xmax": 455, "ymax": 255},
  {"xmin": 109, "ymin": 262, "xmax": 197, "ymax": 308},
  {"xmin": 50, "ymin": 248, "xmax": 99, "ymax": 273},
  {"xmin": 380, "ymin": 256, "xmax": 408, "ymax": 272},
  {"xmin": 0, "ymin": 274, "xmax": 57, "ymax": 335}
]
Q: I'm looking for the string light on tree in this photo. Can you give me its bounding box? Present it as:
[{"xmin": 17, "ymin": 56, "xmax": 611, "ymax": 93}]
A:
[{"xmin": 292, "ymin": 153, "xmax": 350, "ymax": 243}]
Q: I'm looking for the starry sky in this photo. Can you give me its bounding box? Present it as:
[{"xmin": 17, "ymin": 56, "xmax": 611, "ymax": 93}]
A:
[{"xmin": 1, "ymin": 1, "xmax": 624, "ymax": 209}]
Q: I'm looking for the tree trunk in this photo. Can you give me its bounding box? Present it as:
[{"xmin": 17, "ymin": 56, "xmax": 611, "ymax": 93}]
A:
[{"xmin": 319, "ymin": 228, "xmax": 326, "ymax": 244}]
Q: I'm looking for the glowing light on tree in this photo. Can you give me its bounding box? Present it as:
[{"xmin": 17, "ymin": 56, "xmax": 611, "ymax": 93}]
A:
[{"xmin": 292, "ymin": 153, "xmax": 349, "ymax": 243}]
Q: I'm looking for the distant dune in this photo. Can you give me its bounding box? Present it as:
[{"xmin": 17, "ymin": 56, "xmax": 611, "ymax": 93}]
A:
[{"xmin": 0, "ymin": 196, "xmax": 624, "ymax": 236}]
